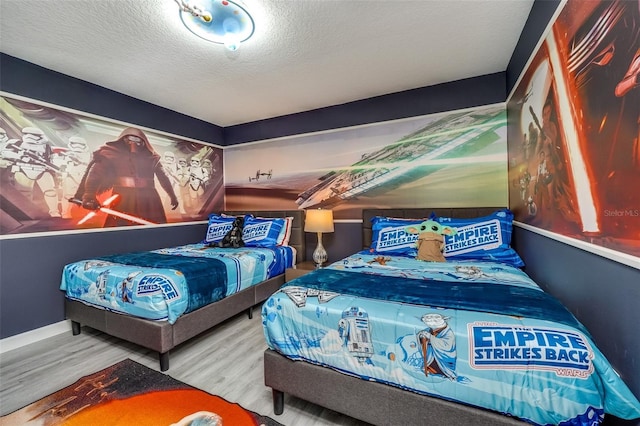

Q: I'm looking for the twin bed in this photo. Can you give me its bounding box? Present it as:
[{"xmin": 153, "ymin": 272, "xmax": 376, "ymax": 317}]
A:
[
  {"xmin": 261, "ymin": 207, "xmax": 640, "ymax": 426},
  {"xmin": 61, "ymin": 210, "xmax": 304, "ymax": 371},
  {"xmin": 60, "ymin": 207, "xmax": 640, "ymax": 425}
]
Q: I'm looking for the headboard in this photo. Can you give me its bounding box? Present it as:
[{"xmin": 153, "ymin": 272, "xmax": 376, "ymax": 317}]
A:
[
  {"xmin": 362, "ymin": 207, "xmax": 505, "ymax": 249},
  {"xmin": 223, "ymin": 210, "xmax": 305, "ymax": 264}
]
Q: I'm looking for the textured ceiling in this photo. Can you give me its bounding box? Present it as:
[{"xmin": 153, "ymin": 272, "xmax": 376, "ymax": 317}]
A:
[{"xmin": 0, "ymin": 0, "xmax": 534, "ymax": 127}]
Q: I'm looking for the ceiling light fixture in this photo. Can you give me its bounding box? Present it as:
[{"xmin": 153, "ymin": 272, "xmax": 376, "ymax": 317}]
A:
[{"xmin": 174, "ymin": 0, "xmax": 255, "ymax": 51}]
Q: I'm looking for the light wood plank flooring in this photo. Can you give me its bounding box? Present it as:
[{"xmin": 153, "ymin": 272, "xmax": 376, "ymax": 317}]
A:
[{"xmin": 0, "ymin": 305, "xmax": 369, "ymax": 425}]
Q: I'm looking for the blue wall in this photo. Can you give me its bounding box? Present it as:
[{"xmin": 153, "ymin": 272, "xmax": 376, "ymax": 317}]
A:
[
  {"xmin": 224, "ymin": 72, "xmax": 505, "ymax": 145},
  {"xmin": 0, "ymin": 54, "xmax": 224, "ymax": 146}
]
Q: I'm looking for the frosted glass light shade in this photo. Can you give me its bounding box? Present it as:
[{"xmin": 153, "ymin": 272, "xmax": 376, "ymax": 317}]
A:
[{"xmin": 179, "ymin": 0, "xmax": 255, "ymax": 50}]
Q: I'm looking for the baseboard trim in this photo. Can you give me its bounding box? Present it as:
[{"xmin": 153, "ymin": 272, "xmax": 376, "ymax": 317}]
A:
[{"xmin": 0, "ymin": 320, "xmax": 71, "ymax": 354}]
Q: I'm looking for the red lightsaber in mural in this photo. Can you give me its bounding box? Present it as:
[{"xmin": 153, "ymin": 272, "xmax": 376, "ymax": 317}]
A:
[
  {"xmin": 70, "ymin": 194, "xmax": 156, "ymax": 226},
  {"xmin": 547, "ymin": 29, "xmax": 598, "ymax": 233}
]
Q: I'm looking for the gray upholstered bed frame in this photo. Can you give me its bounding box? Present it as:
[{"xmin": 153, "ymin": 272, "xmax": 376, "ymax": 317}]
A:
[
  {"xmin": 66, "ymin": 210, "xmax": 305, "ymax": 371},
  {"xmin": 264, "ymin": 207, "xmax": 528, "ymax": 425}
]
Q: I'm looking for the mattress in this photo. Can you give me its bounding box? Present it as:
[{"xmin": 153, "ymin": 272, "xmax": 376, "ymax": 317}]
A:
[
  {"xmin": 262, "ymin": 252, "xmax": 640, "ymax": 425},
  {"xmin": 61, "ymin": 243, "xmax": 295, "ymax": 324}
]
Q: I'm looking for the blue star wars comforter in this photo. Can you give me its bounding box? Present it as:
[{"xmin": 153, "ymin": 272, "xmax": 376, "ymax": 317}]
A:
[
  {"xmin": 262, "ymin": 252, "xmax": 640, "ymax": 425},
  {"xmin": 61, "ymin": 244, "xmax": 294, "ymax": 324}
]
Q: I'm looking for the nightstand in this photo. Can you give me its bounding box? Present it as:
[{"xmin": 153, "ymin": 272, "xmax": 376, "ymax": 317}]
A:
[{"xmin": 285, "ymin": 261, "xmax": 318, "ymax": 282}]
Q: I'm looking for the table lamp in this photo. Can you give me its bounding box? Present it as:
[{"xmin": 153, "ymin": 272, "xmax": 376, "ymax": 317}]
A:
[{"xmin": 304, "ymin": 209, "xmax": 334, "ymax": 268}]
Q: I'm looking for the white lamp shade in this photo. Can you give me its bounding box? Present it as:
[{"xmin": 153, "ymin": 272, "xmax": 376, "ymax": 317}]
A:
[{"xmin": 304, "ymin": 209, "xmax": 334, "ymax": 233}]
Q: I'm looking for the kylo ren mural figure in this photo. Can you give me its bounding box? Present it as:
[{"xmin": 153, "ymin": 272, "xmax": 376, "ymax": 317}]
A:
[{"xmin": 73, "ymin": 127, "xmax": 179, "ymax": 227}]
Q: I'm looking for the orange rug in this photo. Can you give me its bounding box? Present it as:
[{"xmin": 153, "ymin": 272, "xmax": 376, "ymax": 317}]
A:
[{"xmin": 2, "ymin": 359, "xmax": 282, "ymax": 426}]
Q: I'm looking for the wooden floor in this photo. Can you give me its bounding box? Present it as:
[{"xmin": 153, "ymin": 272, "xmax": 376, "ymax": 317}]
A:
[{"xmin": 0, "ymin": 305, "xmax": 369, "ymax": 425}]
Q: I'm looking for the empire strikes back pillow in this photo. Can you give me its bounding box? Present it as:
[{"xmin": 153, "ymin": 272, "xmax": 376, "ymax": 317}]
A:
[
  {"xmin": 203, "ymin": 214, "xmax": 236, "ymax": 245},
  {"xmin": 433, "ymin": 209, "xmax": 525, "ymax": 267},
  {"xmin": 369, "ymin": 216, "xmax": 425, "ymax": 257},
  {"xmin": 242, "ymin": 216, "xmax": 287, "ymax": 247}
]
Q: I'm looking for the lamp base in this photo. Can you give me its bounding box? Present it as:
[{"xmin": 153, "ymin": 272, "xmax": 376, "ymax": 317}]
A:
[{"xmin": 312, "ymin": 232, "xmax": 328, "ymax": 268}]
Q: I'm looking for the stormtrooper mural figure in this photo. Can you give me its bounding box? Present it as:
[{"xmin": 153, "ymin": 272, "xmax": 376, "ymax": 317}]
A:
[
  {"xmin": 176, "ymin": 157, "xmax": 193, "ymax": 214},
  {"xmin": 0, "ymin": 126, "xmax": 60, "ymax": 217},
  {"xmin": 0, "ymin": 127, "xmax": 10, "ymax": 150},
  {"xmin": 54, "ymin": 136, "xmax": 91, "ymax": 218},
  {"xmin": 0, "ymin": 127, "xmax": 14, "ymax": 170},
  {"xmin": 162, "ymin": 151, "xmax": 186, "ymax": 214},
  {"xmin": 186, "ymin": 157, "xmax": 210, "ymax": 212}
]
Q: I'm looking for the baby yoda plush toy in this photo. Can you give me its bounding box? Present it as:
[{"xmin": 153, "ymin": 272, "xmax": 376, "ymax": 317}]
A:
[{"xmin": 406, "ymin": 220, "xmax": 457, "ymax": 262}]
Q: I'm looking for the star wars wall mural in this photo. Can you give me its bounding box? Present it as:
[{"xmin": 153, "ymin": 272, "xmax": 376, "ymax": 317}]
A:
[
  {"xmin": 225, "ymin": 104, "xmax": 509, "ymax": 220},
  {"xmin": 507, "ymin": 0, "xmax": 639, "ymax": 260},
  {"xmin": 0, "ymin": 94, "xmax": 223, "ymax": 236}
]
